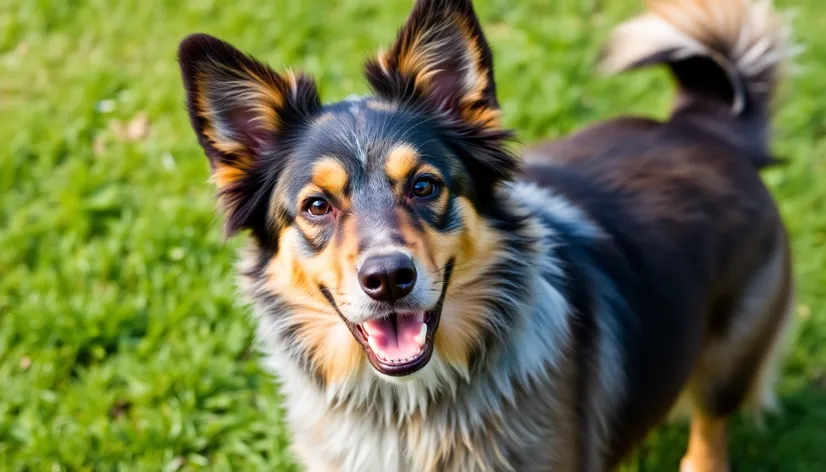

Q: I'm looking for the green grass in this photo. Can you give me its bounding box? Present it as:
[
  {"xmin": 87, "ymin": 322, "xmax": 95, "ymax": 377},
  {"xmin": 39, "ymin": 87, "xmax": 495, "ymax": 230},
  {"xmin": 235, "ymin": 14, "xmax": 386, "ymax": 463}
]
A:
[{"xmin": 1, "ymin": 0, "xmax": 825, "ymax": 470}]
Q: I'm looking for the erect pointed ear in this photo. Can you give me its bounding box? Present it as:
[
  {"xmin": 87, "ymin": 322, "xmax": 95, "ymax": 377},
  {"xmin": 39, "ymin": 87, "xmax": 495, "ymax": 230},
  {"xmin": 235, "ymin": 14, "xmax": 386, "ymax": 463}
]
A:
[
  {"xmin": 365, "ymin": 0, "xmax": 499, "ymax": 128},
  {"xmin": 178, "ymin": 34, "xmax": 321, "ymax": 235}
]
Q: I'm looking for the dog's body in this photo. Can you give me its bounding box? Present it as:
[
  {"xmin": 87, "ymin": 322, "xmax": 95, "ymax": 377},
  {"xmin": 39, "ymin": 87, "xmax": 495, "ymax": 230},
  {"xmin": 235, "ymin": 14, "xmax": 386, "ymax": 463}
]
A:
[{"xmin": 178, "ymin": 0, "xmax": 794, "ymax": 470}]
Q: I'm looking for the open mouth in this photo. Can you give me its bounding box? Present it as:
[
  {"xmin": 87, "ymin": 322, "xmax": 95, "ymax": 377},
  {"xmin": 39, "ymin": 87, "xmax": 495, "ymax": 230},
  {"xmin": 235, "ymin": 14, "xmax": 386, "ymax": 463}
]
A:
[
  {"xmin": 321, "ymin": 260, "xmax": 453, "ymax": 377},
  {"xmin": 351, "ymin": 310, "xmax": 439, "ymax": 376}
]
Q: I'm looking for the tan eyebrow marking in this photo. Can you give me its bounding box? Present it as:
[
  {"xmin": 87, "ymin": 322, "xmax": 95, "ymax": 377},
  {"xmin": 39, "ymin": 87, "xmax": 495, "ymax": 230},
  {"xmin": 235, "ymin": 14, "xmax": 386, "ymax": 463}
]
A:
[
  {"xmin": 311, "ymin": 157, "xmax": 349, "ymax": 196},
  {"xmin": 384, "ymin": 144, "xmax": 420, "ymax": 183}
]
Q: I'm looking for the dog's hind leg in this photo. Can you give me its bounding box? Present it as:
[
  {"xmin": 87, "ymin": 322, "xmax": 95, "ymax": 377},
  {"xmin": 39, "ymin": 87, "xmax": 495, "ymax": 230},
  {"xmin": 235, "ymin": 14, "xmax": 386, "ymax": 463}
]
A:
[
  {"xmin": 680, "ymin": 412, "xmax": 729, "ymax": 472},
  {"xmin": 680, "ymin": 234, "xmax": 794, "ymax": 472}
]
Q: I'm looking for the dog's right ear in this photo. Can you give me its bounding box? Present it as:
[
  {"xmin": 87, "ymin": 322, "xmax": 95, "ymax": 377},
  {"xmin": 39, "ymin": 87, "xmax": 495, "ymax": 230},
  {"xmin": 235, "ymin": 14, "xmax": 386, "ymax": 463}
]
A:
[
  {"xmin": 178, "ymin": 34, "xmax": 321, "ymax": 235},
  {"xmin": 365, "ymin": 0, "xmax": 499, "ymax": 128},
  {"xmin": 365, "ymin": 0, "xmax": 518, "ymax": 201}
]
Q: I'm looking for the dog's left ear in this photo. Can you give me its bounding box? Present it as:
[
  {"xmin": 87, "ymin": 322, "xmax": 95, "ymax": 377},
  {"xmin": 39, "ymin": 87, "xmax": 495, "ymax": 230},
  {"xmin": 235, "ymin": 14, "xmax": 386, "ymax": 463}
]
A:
[
  {"xmin": 365, "ymin": 0, "xmax": 499, "ymax": 128},
  {"xmin": 178, "ymin": 34, "xmax": 321, "ymax": 236}
]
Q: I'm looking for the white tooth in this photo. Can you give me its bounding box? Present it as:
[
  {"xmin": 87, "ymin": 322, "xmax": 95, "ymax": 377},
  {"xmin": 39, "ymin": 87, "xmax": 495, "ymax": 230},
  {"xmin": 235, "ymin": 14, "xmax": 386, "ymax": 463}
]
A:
[{"xmin": 414, "ymin": 323, "xmax": 428, "ymax": 346}]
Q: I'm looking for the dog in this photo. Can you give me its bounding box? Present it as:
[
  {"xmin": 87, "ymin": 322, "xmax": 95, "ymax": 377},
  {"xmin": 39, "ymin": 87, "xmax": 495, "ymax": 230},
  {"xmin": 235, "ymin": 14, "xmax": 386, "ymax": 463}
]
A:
[{"xmin": 177, "ymin": 0, "xmax": 795, "ymax": 470}]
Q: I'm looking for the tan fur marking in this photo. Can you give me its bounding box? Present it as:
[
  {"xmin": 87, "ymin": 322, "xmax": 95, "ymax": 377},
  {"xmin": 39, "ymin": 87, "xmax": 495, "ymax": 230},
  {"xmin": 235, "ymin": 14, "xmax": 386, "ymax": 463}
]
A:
[
  {"xmin": 305, "ymin": 237, "xmax": 342, "ymax": 290},
  {"xmin": 193, "ymin": 61, "xmax": 291, "ymax": 188},
  {"xmin": 454, "ymin": 197, "xmax": 498, "ymax": 266},
  {"xmin": 269, "ymin": 228, "xmax": 315, "ymax": 298},
  {"xmin": 338, "ymin": 214, "xmax": 360, "ymax": 269},
  {"xmin": 385, "ymin": 144, "xmax": 420, "ymax": 184},
  {"xmin": 680, "ymin": 413, "xmax": 729, "ymax": 472},
  {"xmin": 293, "ymin": 309, "xmax": 364, "ymax": 384},
  {"xmin": 238, "ymin": 64, "xmax": 286, "ymax": 112},
  {"xmin": 463, "ymin": 106, "xmax": 502, "ymax": 128},
  {"xmin": 451, "ymin": 14, "xmax": 489, "ymax": 100},
  {"xmin": 434, "ymin": 197, "xmax": 502, "ymax": 368},
  {"xmin": 295, "ymin": 225, "xmax": 363, "ymax": 382},
  {"xmin": 382, "ymin": 11, "xmax": 500, "ymax": 129},
  {"xmin": 199, "ymin": 65, "xmax": 285, "ymax": 134},
  {"xmin": 266, "ymin": 226, "xmax": 363, "ymax": 383},
  {"xmin": 211, "ymin": 159, "xmax": 250, "ymax": 188},
  {"xmin": 312, "ymin": 157, "xmax": 349, "ymax": 198}
]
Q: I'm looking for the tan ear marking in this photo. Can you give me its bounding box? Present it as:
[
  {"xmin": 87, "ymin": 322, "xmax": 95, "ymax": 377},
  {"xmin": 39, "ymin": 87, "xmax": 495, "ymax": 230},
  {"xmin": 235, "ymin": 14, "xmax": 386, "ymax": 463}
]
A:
[
  {"xmin": 211, "ymin": 160, "xmax": 250, "ymax": 188},
  {"xmin": 365, "ymin": 2, "xmax": 501, "ymax": 129},
  {"xmin": 195, "ymin": 64, "xmax": 285, "ymax": 143},
  {"xmin": 179, "ymin": 34, "xmax": 322, "ymax": 235}
]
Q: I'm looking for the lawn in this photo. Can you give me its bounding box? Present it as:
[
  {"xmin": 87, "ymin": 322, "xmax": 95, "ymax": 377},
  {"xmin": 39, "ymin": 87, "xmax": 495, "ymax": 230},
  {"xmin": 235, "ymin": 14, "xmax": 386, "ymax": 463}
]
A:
[{"xmin": 1, "ymin": 0, "xmax": 825, "ymax": 470}]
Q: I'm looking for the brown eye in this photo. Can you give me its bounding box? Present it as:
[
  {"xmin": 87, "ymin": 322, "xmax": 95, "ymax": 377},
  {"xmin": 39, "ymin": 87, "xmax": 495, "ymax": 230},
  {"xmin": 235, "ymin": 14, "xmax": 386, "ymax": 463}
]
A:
[
  {"xmin": 306, "ymin": 198, "xmax": 331, "ymax": 216},
  {"xmin": 412, "ymin": 176, "xmax": 440, "ymax": 199}
]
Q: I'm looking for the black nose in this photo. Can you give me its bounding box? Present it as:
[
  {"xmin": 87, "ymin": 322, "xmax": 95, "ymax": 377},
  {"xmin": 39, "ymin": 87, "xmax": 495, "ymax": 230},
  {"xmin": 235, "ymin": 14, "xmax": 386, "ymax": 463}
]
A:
[{"xmin": 358, "ymin": 253, "xmax": 417, "ymax": 302}]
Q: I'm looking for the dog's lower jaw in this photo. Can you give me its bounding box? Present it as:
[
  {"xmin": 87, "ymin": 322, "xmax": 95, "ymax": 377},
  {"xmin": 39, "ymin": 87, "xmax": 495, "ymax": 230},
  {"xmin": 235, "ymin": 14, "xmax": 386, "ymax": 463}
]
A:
[
  {"xmin": 274, "ymin": 290, "xmax": 581, "ymax": 472},
  {"xmin": 373, "ymin": 370, "xmax": 418, "ymax": 383}
]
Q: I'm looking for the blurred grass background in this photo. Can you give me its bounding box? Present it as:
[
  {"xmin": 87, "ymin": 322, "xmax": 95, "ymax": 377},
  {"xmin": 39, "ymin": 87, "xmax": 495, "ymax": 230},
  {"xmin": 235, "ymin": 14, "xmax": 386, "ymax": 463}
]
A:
[{"xmin": 1, "ymin": 0, "xmax": 824, "ymax": 470}]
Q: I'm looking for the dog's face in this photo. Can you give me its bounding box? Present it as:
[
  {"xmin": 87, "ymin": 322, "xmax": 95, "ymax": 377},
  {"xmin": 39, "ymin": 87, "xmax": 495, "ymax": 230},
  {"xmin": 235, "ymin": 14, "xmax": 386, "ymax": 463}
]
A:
[{"xmin": 179, "ymin": 0, "xmax": 518, "ymax": 383}]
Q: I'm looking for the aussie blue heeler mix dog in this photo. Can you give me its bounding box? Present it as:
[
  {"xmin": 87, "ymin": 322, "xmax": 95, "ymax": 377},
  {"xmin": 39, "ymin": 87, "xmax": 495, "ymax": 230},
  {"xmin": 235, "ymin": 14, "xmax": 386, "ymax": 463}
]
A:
[{"xmin": 178, "ymin": 0, "xmax": 795, "ymax": 470}]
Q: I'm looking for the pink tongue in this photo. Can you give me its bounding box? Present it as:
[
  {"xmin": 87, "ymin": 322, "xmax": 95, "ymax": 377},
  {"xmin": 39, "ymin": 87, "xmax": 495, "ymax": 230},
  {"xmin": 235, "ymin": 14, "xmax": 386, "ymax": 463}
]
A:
[{"xmin": 362, "ymin": 312, "xmax": 426, "ymax": 362}]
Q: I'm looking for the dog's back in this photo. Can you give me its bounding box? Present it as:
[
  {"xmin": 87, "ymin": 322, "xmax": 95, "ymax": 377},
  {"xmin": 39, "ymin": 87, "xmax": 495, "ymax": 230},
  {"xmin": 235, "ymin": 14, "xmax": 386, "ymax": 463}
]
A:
[{"xmin": 523, "ymin": 0, "xmax": 795, "ymax": 468}]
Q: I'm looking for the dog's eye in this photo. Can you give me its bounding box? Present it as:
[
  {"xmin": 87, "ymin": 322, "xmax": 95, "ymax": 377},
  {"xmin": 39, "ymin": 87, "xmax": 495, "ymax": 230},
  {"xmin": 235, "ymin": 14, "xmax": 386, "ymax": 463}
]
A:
[
  {"xmin": 411, "ymin": 176, "xmax": 440, "ymax": 199},
  {"xmin": 305, "ymin": 198, "xmax": 332, "ymax": 216}
]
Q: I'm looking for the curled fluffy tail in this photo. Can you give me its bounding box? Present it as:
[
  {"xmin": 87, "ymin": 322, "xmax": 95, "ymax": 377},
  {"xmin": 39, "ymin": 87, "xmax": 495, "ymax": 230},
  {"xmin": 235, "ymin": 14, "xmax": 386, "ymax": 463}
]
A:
[{"xmin": 601, "ymin": 0, "xmax": 796, "ymax": 116}]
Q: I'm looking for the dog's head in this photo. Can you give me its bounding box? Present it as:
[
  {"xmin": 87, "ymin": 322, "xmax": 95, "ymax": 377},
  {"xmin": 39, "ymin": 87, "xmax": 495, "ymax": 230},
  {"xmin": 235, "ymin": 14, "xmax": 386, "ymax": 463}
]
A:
[{"xmin": 179, "ymin": 0, "xmax": 524, "ymax": 384}]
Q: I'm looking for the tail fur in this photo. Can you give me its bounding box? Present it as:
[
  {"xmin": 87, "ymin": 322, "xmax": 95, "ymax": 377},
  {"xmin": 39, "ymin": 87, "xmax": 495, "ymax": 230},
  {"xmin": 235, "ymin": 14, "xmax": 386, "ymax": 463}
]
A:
[{"xmin": 600, "ymin": 0, "xmax": 796, "ymax": 117}]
